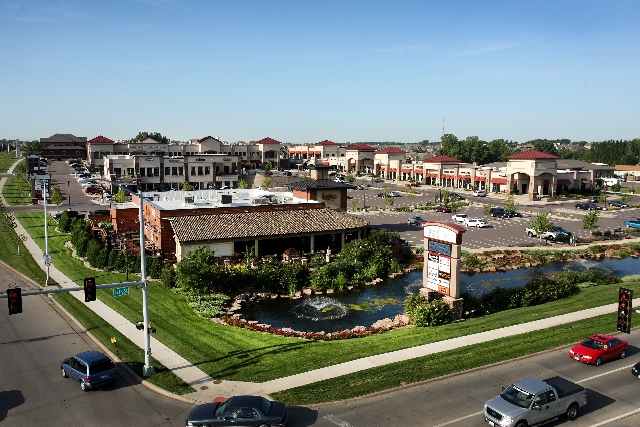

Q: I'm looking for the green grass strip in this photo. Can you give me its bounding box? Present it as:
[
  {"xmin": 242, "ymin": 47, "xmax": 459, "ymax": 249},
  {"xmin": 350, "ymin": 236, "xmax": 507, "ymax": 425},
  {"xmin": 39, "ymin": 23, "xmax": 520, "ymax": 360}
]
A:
[{"xmin": 272, "ymin": 314, "xmax": 615, "ymax": 404}]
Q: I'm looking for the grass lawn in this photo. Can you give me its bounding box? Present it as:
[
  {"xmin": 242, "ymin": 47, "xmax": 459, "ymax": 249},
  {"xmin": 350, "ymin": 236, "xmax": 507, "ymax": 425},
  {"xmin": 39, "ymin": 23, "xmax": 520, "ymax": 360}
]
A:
[
  {"xmin": 0, "ymin": 152, "xmax": 19, "ymax": 173},
  {"xmin": 7, "ymin": 211, "xmax": 640, "ymax": 403}
]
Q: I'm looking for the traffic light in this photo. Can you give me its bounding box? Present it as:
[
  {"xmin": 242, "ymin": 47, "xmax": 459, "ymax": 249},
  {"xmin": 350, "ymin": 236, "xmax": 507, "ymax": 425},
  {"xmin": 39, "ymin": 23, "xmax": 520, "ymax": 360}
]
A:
[
  {"xmin": 617, "ymin": 287, "xmax": 633, "ymax": 334},
  {"xmin": 84, "ymin": 277, "xmax": 96, "ymax": 302},
  {"xmin": 7, "ymin": 288, "xmax": 22, "ymax": 315},
  {"xmin": 135, "ymin": 322, "xmax": 156, "ymax": 334}
]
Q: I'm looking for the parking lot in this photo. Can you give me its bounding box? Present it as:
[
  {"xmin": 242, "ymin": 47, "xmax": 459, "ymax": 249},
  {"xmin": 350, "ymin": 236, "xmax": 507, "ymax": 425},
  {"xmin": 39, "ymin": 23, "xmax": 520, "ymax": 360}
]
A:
[{"xmin": 346, "ymin": 178, "xmax": 640, "ymax": 251}]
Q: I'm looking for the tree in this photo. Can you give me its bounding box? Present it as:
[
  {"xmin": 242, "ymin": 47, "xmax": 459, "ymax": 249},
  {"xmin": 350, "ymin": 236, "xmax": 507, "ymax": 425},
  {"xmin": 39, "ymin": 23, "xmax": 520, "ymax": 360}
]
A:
[
  {"xmin": 531, "ymin": 139, "xmax": 559, "ymax": 156},
  {"xmin": 261, "ymin": 177, "xmax": 271, "ymax": 190},
  {"xmin": 437, "ymin": 134, "xmax": 461, "ymax": 159},
  {"xmin": 621, "ymin": 193, "xmax": 633, "ymax": 204},
  {"xmin": 181, "ymin": 181, "xmax": 193, "ymax": 191},
  {"xmin": 448, "ymin": 201, "xmax": 466, "ymax": 215},
  {"xmin": 237, "ymin": 179, "xmax": 248, "ymax": 189},
  {"xmin": 21, "ymin": 140, "xmax": 41, "ymax": 156},
  {"xmin": 49, "ymin": 187, "xmax": 63, "ymax": 205},
  {"xmin": 503, "ymin": 195, "xmax": 519, "ymax": 212},
  {"xmin": 529, "ymin": 212, "xmax": 553, "ymax": 240},
  {"xmin": 113, "ymin": 188, "xmax": 127, "ymax": 203},
  {"xmin": 382, "ymin": 187, "xmax": 394, "ymax": 209},
  {"xmin": 130, "ymin": 132, "xmax": 169, "ymax": 144},
  {"xmin": 264, "ymin": 161, "xmax": 272, "ymax": 171},
  {"xmin": 346, "ymin": 173, "xmax": 356, "ymax": 183},
  {"xmin": 582, "ymin": 210, "xmax": 600, "ymax": 234},
  {"xmin": 175, "ymin": 246, "xmax": 221, "ymax": 293}
]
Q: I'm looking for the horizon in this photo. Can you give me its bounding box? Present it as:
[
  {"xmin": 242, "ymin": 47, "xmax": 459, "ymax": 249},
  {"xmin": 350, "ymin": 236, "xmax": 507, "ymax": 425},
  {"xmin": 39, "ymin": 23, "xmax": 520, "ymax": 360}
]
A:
[{"xmin": 2, "ymin": 1, "xmax": 639, "ymax": 143}]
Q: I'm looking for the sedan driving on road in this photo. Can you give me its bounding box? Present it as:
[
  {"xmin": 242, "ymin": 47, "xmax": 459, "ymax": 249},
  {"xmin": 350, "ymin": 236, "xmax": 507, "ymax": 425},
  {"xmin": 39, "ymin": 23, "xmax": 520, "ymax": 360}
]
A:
[
  {"xmin": 624, "ymin": 219, "xmax": 640, "ymax": 228},
  {"xmin": 435, "ymin": 205, "xmax": 451, "ymax": 213},
  {"xmin": 575, "ymin": 203, "xmax": 594, "ymax": 210},
  {"xmin": 569, "ymin": 334, "xmax": 628, "ymax": 366},
  {"xmin": 452, "ymin": 213, "xmax": 468, "ymax": 222},
  {"xmin": 407, "ymin": 216, "xmax": 426, "ymax": 225},
  {"xmin": 186, "ymin": 395, "xmax": 288, "ymax": 427}
]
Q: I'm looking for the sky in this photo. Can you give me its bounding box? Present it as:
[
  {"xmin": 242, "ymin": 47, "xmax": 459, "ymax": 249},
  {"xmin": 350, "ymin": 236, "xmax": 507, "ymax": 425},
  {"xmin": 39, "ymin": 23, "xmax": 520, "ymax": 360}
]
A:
[{"xmin": 1, "ymin": 0, "xmax": 639, "ymax": 144}]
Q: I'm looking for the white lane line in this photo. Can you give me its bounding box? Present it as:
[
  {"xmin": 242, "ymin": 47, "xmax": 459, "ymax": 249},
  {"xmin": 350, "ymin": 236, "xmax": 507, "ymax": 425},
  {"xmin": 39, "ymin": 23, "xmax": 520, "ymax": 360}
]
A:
[
  {"xmin": 322, "ymin": 413, "xmax": 354, "ymax": 427},
  {"xmin": 589, "ymin": 408, "xmax": 640, "ymax": 426},
  {"xmin": 432, "ymin": 411, "xmax": 483, "ymax": 426},
  {"xmin": 578, "ymin": 364, "xmax": 635, "ymax": 382}
]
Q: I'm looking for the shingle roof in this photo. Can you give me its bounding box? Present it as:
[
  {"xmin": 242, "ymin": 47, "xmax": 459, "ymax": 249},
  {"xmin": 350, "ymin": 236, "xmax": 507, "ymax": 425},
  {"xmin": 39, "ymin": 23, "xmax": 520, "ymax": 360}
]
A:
[
  {"xmin": 169, "ymin": 208, "xmax": 369, "ymax": 243},
  {"xmin": 346, "ymin": 143, "xmax": 376, "ymax": 151},
  {"xmin": 423, "ymin": 154, "xmax": 462, "ymax": 163},
  {"xmin": 287, "ymin": 179, "xmax": 355, "ymax": 189},
  {"xmin": 505, "ymin": 149, "xmax": 559, "ymax": 160},
  {"xmin": 375, "ymin": 147, "xmax": 406, "ymax": 154},
  {"xmin": 256, "ymin": 137, "xmax": 282, "ymax": 144},
  {"xmin": 89, "ymin": 135, "xmax": 114, "ymax": 143}
]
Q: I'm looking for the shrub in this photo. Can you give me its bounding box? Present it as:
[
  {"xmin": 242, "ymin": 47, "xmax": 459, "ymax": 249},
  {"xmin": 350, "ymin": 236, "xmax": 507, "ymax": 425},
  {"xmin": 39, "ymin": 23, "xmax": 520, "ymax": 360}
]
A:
[
  {"xmin": 410, "ymin": 299, "xmax": 451, "ymax": 327},
  {"xmin": 161, "ymin": 264, "xmax": 176, "ymax": 288},
  {"xmin": 591, "ymin": 230, "xmax": 603, "ymax": 237},
  {"xmin": 589, "ymin": 245, "xmax": 605, "ymax": 254}
]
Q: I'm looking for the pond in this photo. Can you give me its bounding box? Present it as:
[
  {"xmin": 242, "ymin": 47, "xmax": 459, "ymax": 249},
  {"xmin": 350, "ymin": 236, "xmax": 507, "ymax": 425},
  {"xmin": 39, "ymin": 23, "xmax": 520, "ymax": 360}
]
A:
[{"xmin": 239, "ymin": 257, "xmax": 640, "ymax": 333}]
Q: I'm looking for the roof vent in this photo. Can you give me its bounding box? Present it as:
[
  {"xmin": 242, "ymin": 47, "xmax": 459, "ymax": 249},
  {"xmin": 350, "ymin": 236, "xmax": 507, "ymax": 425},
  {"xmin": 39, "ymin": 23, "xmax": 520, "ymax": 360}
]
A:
[{"xmin": 181, "ymin": 195, "xmax": 194, "ymax": 205}]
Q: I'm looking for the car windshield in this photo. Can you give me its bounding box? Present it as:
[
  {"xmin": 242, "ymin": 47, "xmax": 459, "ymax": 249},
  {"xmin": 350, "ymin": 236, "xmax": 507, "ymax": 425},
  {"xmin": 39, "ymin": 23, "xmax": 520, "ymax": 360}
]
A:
[
  {"xmin": 215, "ymin": 400, "xmax": 231, "ymax": 417},
  {"xmin": 581, "ymin": 338, "xmax": 604, "ymax": 350},
  {"xmin": 500, "ymin": 385, "xmax": 534, "ymax": 408}
]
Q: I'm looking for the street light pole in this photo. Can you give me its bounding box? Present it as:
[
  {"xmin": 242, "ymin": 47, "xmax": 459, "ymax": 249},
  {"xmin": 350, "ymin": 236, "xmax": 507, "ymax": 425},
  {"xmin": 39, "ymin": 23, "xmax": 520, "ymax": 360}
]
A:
[
  {"xmin": 67, "ymin": 180, "xmax": 70, "ymax": 206},
  {"xmin": 44, "ymin": 179, "xmax": 50, "ymax": 286},
  {"xmin": 138, "ymin": 188, "xmax": 153, "ymax": 376}
]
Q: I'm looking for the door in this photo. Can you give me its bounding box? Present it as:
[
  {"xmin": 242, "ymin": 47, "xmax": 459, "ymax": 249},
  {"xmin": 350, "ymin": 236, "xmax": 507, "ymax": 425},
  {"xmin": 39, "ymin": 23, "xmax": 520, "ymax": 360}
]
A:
[{"xmin": 529, "ymin": 391, "xmax": 559, "ymax": 424}]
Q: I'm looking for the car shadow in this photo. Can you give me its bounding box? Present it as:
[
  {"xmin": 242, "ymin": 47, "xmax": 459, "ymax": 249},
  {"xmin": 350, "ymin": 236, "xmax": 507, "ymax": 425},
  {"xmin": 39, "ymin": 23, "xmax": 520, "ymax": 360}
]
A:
[
  {"xmin": 286, "ymin": 406, "xmax": 320, "ymax": 426},
  {"xmin": 0, "ymin": 390, "xmax": 25, "ymax": 422}
]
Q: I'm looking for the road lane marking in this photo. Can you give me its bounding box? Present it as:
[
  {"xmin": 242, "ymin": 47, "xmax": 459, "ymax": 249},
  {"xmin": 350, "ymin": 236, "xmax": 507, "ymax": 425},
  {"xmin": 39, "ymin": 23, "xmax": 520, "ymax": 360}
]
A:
[
  {"xmin": 432, "ymin": 411, "xmax": 482, "ymax": 426},
  {"xmin": 322, "ymin": 414, "xmax": 353, "ymax": 427},
  {"xmin": 578, "ymin": 364, "xmax": 635, "ymax": 382},
  {"xmin": 589, "ymin": 407, "xmax": 640, "ymax": 426}
]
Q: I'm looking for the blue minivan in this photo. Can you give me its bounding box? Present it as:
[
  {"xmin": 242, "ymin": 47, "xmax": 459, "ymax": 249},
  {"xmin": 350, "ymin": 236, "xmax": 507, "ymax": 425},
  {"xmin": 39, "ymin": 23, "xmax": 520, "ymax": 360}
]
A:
[{"xmin": 61, "ymin": 350, "xmax": 118, "ymax": 391}]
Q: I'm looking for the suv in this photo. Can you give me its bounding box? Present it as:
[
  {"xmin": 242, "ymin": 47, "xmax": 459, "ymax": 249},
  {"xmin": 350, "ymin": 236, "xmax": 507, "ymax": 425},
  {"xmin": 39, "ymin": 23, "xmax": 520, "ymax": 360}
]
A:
[
  {"xmin": 472, "ymin": 190, "xmax": 487, "ymax": 197},
  {"xmin": 408, "ymin": 215, "xmax": 426, "ymax": 225},
  {"xmin": 61, "ymin": 350, "xmax": 117, "ymax": 391},
  {"xmin": 489, "ymin": 207, "xmax": 512, "ymax": 218}
]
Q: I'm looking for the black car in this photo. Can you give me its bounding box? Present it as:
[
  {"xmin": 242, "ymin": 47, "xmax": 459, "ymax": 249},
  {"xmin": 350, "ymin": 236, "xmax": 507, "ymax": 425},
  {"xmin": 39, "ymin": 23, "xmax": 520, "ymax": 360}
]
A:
[
  {"xmin": 185, "ymin": 395, "xmax": 287, "ymax": 427},
  {"xmin": 632, "ymin": 362, "xmax": 640, "ymax": 378},
  {"xmin": 505, "ymin": 210, "xmax": 523, "ymax": 217},
  {"xmin": 489, "ymin": 207, "xmax": 511, "ymax": 218},
  {"xmin": 609, "ymin": 200, "xmax": 629, "ymax": 208},
  {"xmin": 575, "ymin": 203, "xmax": 594, "ymax": 210},
  {"xmin": 448, "ymin": 192, "xmax": 464, "ymax": 200}
]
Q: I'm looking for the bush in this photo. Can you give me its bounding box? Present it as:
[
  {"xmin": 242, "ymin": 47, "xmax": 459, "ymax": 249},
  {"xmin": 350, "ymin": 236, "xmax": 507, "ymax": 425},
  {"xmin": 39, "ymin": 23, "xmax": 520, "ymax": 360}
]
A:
[
  {"xmin": 589, "ymin": 245, "xmax": 605, "ymax": 254},
  {"xmin": 591, "ymin": 230, "xmax": 603, "ymax": 237},
  {"xmin": 161, "ymin": 264, "xmax": 176, "ymax": 288},
  {"xmin": 409, "ymin": 298, "xmax": 451, "ymax": 327}
]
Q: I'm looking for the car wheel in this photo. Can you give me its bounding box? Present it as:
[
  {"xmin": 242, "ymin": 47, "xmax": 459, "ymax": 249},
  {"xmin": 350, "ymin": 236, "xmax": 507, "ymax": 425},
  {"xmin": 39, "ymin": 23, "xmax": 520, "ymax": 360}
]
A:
[
  {"xmin": 62, "ymin": 367, "xmax": 68, "ymax": 378},
  {"xmin": 80, "ymin": 380, "xmax": 87, "ymax": 391},
  {"xmin": 515, "ymin": 421, "xmax": 528, "ymax": 427},
  {"xmin": 566, "ymin": 403, "xmax": 579, "ymax": 420},
  {"xmin": 620, "ymin": 349, "xmax": 627, "ymax": 359},
  {"xmin": 595, "ymin": 357, "xmax": 602, "ymax": 366},
  {"xmin": 527, "ymin": 231, "xmax": 533, "ymax": 237}
]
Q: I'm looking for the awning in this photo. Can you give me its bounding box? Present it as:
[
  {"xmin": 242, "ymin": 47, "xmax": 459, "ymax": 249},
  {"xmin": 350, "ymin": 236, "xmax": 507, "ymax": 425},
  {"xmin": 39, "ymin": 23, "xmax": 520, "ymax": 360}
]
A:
[
  {"xmin": 250, "ymin": 160, "xmax": 261, "ymax": 163},
  {"xmin": 512, "ymin": 179, "xmax": 518, "ymax": 184},
  {"xmin": 315, "ymin": 151, "xmax": 321, "ymax": 155},
  {"xmin": 390, "ymin": 168, "xmax": 397, "ymax": 172},
  {"xmin": 557, "ymin": 179, "xmax": 571, "ymax": 185},
  {"xmin": 414, "ymin": 170, "xmax": 423, "ymax": 175},
  {"xmin": 491, "ymin": 178, "xmax": 507, "ymax": 184},
  {"xmin": 380, "ymin": 167, "xmax": 386, "ymax": 171},
  {"xmin": 321, "ymin": 161, "xmax": 329, "ymax": 166},
  {"xmin": 474, "ymin": 176, "xmax": 486, "ymax": 182},
  {"xmin": 582, "ymin": 178, "xmax": 589, "ymax": 183},
  {"xmin": 402, "ymin": 168, "xmax": 411, "ymax": 173}
]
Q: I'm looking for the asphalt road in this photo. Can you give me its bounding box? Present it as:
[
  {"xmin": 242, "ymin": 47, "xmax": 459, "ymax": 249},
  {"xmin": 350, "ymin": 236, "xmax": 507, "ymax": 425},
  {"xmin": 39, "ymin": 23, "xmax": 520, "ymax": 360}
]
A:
[
  {"xmin": 287, "ymin": 332, "xmax": 640, "ymax": 427},
  {"xmin": 0, "ymin": 262, "xmax": 196, "ymax": 427}
]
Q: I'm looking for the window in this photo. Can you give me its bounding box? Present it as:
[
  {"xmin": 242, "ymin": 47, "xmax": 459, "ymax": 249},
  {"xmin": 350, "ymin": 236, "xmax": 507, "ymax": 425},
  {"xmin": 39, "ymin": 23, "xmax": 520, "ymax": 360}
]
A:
[
  {"xmin": 140, "ymin": 168, "xmax": 146, "ymax": 177},
  {"xmin": 178, "ymin": 167, "xmax": 184, "ymax": 176},
  {"xmin": 153, "ymin": 167, "xmax": 159, "ymax": 177},
  {"xmin": 172, "ymin": 167, "xmax": 177, "ymax": 176},
  {"xmin": 190, "ymin": 166, "xmax": 196, "ymax": 176},
  {"xmin": 147, "ymin": 167, "xmax": 153, "ymax": 177},
  {"xmin": 205, "ymin": 166, "xmax": 211, "ymax": 175},
  {"xmin": 198, "ymin": 166, "xmax": 203, "ymax": 176},
  {"xmin": 127, "ymin": 168, "xmax": 135, "ymax": 176},
  {"xmin": 164, "ymin": 167, "xmax": 170, "ymax": 176},
  {"xmin": 114, "ymin": 168, "xmax": 121, "ymax": 177}
]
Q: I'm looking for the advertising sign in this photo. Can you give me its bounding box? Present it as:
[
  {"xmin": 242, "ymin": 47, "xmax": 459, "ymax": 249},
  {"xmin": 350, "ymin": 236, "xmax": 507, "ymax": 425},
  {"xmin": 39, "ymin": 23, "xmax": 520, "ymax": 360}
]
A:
[{"xmin": 426, "ymin": 252, "xmax": 451, "ymax": 296}]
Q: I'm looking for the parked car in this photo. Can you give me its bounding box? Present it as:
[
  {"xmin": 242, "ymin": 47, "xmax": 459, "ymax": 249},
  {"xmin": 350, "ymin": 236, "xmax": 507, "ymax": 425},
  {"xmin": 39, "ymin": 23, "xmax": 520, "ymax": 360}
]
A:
[
  {"xmin": 463, "ymin": 217, "xmax": 489, "ymax": 228},
  {"xmin": 609, "ymin": 200, "xmax": 629, "ymax": 208},
  {"xmin": 451, "ymin": 213, "xmax": 468, "ymax": 222},
  {"xmin": 448, "ymin": 192, "xmax": 464, "ymax": 200},
  {"xmin": 388, "ymin": 191, "xmax": 402, "ymax": 197},
  {"xmin": 569, "ymin": 334, "xmax": 628, "ymax": 366},
  {"xmin": 587, "ymin": 197, "xmax": 600, "ymax": 203},
  {"xmin": 265, "ymin": 170, "xmax": 273, "ymax": 176},
  {"xmin": 284, "ymin": 171, "xmax": 292, "ymax": 176},
  {"xmin": 624, "ymin": 219, "xmax": 640, "ymax": 228},
  {"xmin": 355, "ymin": 184, "xmax": 367, "ymax": 190},
  {"xmin": 472, "ymin": 190, "xmax": 487, "ymax": 197},
  {"xmin": 575, "ymin": 203, "xmax": 594, "ymax": 210},
  {"xmin": 408, "ymin": 215, "xmax": 427, "ymax": 225},
  {"xmin": 632, "ymin": 362, "xmax": 640, "ymax": 378},
  {"xmin": 404, "ymin": 182, "xmax": 419, "ymax": 187},
  {"xmin": 505, "ymin": 210, "xmax": 523, "ymax": 217},
  {"xmin": 588, "ymin": 203, "xmax": 603, "ymax": 210},
  {"xmin": 61, "ymin": 350, "xmax": 118, "ymax": 391},
  {"xmin": 435, "ymin": 205, "xmax": 451, "ymax": 213},
  {"xmin": 85, "ymin": 185, "xmax": 103, "ymax": 195},
  {"xmin": 185, "ymin": 395, "xmax": 288, "ymax": 427},
  {"xmin": 489, "ymin": 207, "xmax": 511, "ymax": 218}
]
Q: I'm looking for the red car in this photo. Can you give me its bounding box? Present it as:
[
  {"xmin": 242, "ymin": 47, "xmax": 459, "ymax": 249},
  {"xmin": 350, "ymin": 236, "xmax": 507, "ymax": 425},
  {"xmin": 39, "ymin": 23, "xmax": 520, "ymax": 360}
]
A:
[
  {"xmin": 587, "ymin": 203, "xmax": 603, "ymax": 210},
  {"xmin": 85, "ymin": 185, "xmax": 103, "ymax": 195},
  {"xmin": 569, "ymin": 334, "xmax": 628, "ymax": 366},
  {"xmin": 435, "ymin": 205, "xmax": 452, "ymax": 213}
]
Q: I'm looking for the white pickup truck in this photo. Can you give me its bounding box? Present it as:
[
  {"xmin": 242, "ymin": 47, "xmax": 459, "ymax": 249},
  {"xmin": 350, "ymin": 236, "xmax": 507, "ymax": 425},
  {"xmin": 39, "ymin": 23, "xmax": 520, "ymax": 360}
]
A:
[
  {"xmin": 525, "ymin": 226, "xmax": 571, "ymax": 241},
  {"xmin": 484, "ymin": 376, "xmax": 587, "ymax": 427}
]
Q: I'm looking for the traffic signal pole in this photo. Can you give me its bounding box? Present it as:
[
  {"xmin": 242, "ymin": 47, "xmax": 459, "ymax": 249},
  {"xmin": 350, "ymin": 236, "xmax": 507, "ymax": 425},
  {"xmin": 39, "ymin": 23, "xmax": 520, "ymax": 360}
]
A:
[{"xmin": 139, "ymin": 189, "xmax": 153, "ymax": 376}]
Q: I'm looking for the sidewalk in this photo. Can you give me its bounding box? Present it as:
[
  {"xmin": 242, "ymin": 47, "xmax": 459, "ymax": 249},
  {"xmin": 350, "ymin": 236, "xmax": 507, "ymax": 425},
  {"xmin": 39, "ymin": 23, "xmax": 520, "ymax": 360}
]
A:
[{"xmin": 0, "ymin": 161, "xmax": 631, "ymax": 404}]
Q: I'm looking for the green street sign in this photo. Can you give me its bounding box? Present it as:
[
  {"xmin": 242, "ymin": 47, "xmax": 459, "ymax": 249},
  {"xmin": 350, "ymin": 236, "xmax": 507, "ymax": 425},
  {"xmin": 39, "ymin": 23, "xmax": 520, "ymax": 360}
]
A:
[{"xmin": 113, "ymin": 287, "xmax": 129, "ymax": 297}]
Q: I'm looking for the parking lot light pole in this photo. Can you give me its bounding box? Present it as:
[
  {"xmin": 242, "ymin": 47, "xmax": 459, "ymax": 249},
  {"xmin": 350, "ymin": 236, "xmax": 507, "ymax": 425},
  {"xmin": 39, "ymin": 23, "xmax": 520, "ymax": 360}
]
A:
[
  {"xmin": 44, "ymin": 178, "xmax": 50, "ymax": 286},
  {"xmin": 67, "ymin": 180, "xmax": 70, "ymax": 206}
]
